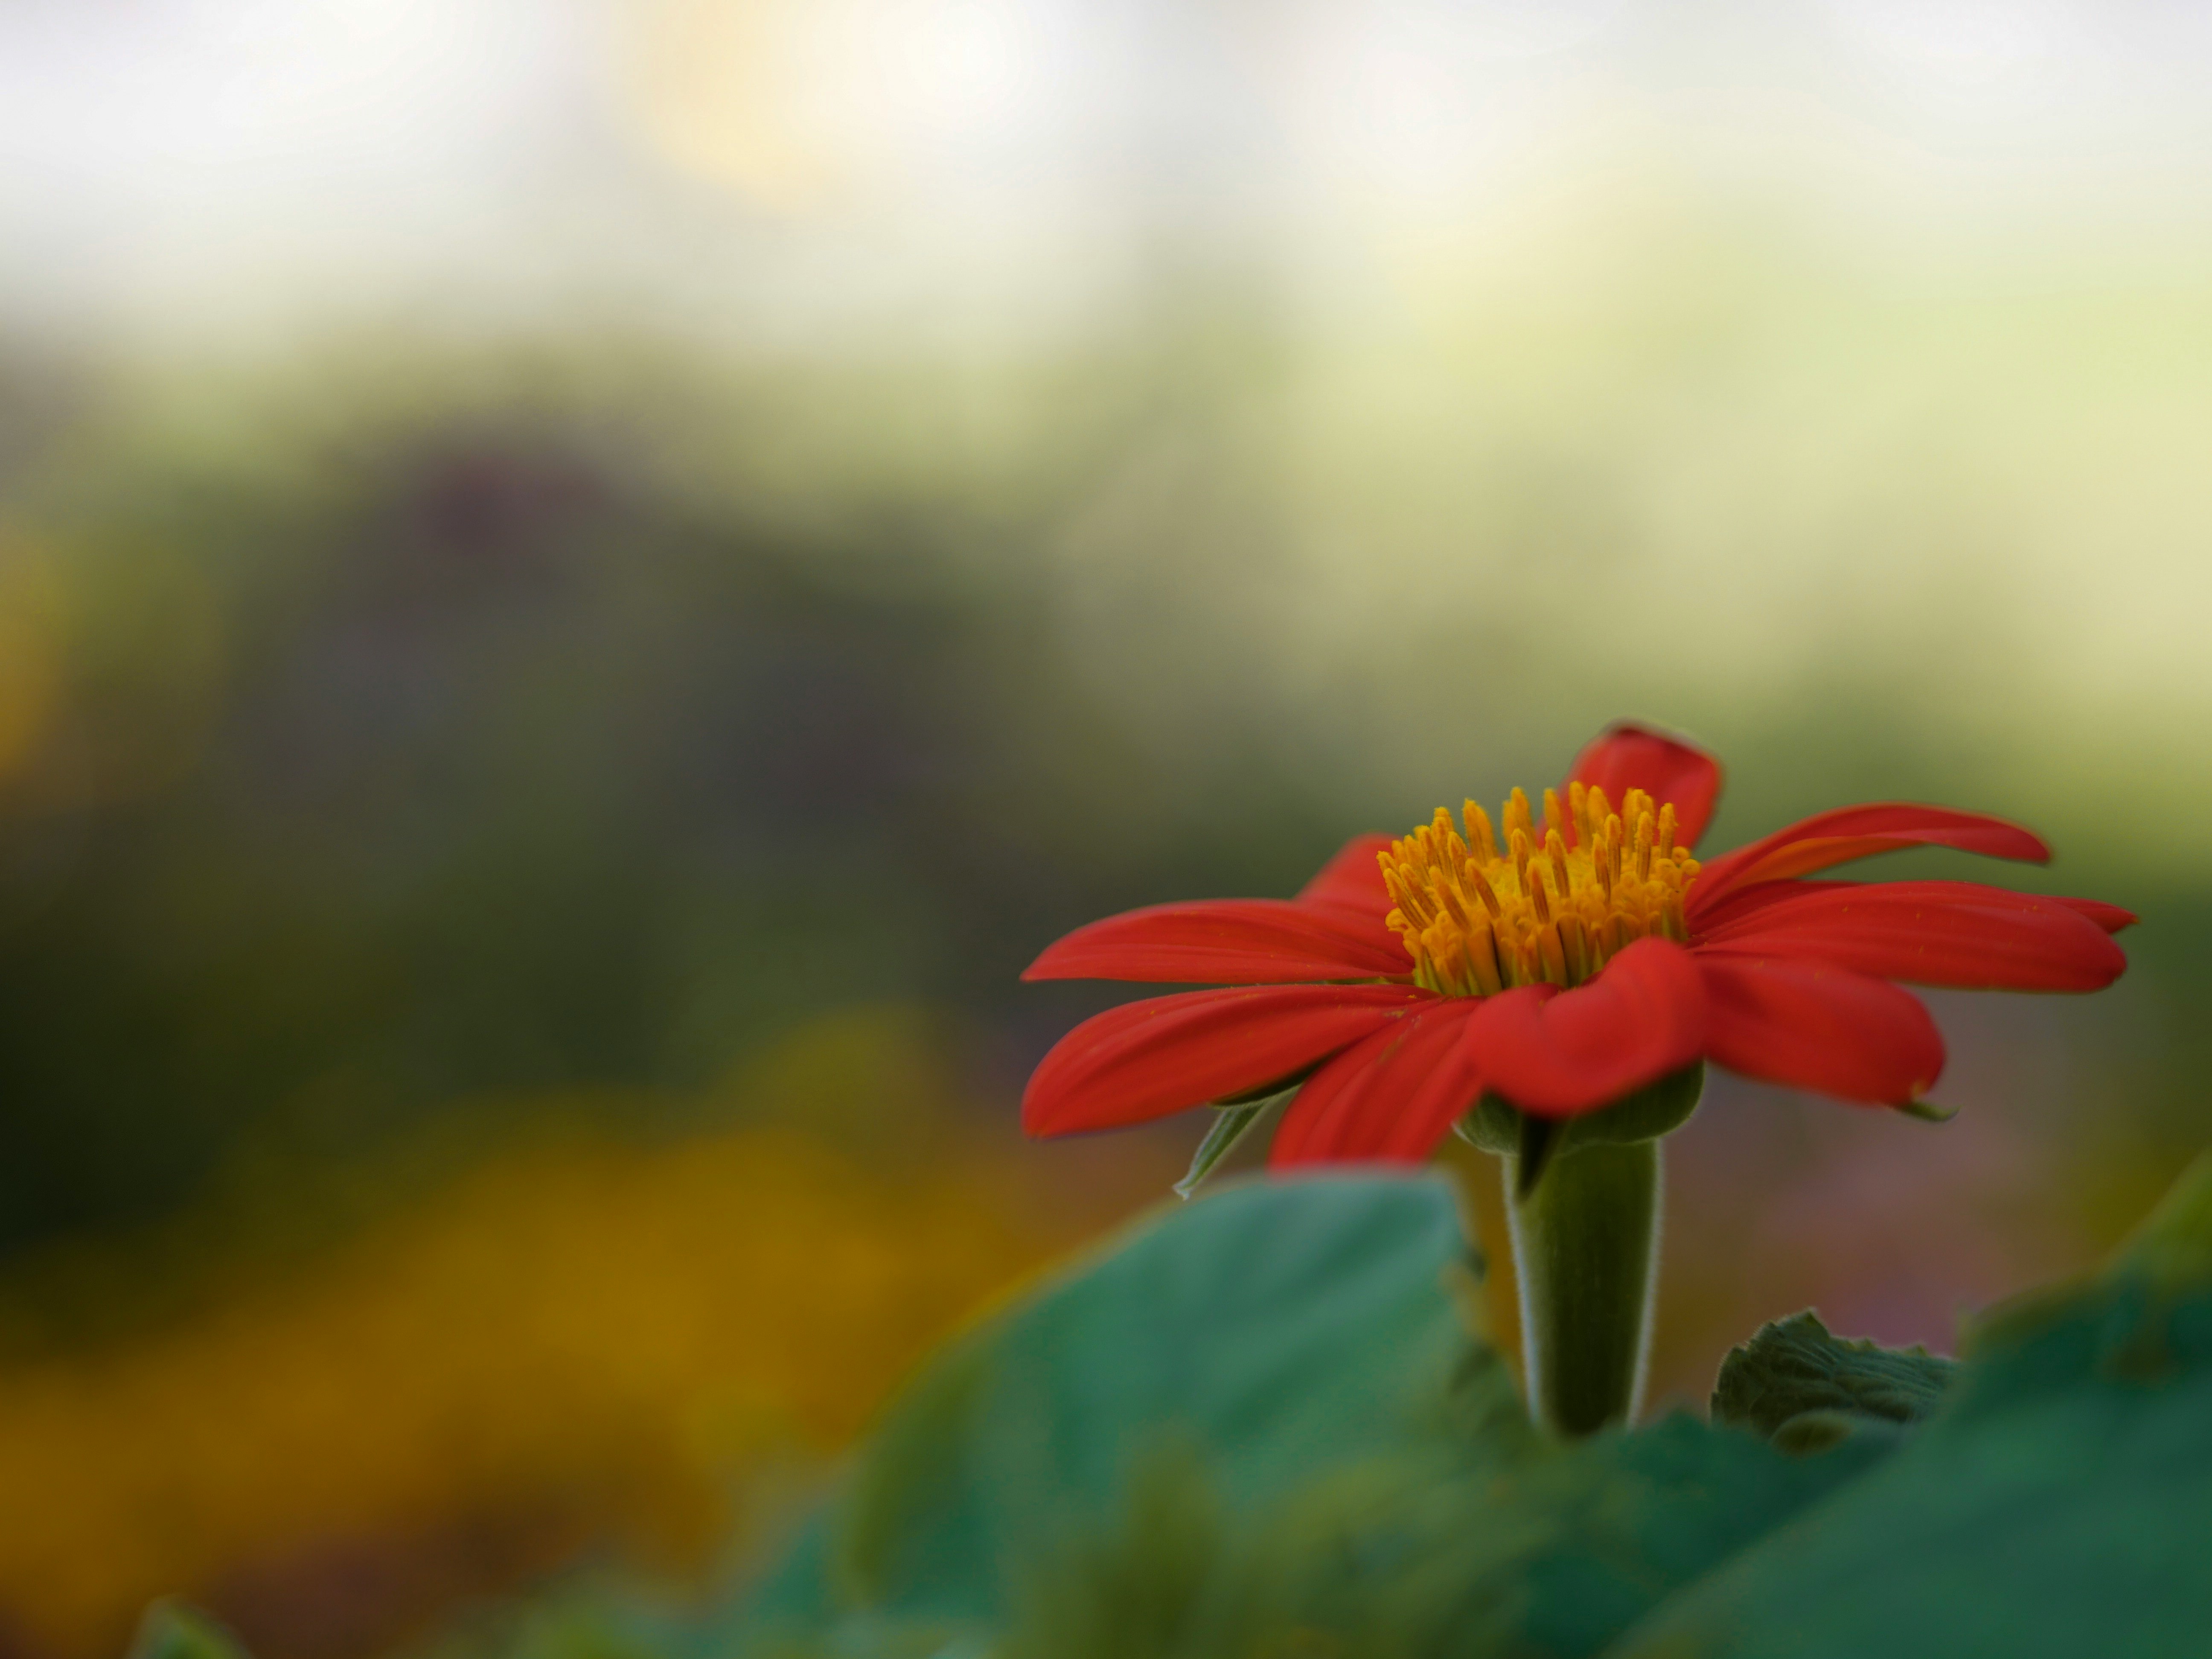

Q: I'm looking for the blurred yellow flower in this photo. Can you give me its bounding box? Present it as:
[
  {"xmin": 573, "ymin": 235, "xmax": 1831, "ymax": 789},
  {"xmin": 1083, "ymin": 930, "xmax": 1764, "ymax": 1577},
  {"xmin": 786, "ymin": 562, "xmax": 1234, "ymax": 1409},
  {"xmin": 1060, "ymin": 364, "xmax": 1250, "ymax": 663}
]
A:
[{"xmin": 0, "ymin": 1007, "xmax": 1105, "ymax": 1659}]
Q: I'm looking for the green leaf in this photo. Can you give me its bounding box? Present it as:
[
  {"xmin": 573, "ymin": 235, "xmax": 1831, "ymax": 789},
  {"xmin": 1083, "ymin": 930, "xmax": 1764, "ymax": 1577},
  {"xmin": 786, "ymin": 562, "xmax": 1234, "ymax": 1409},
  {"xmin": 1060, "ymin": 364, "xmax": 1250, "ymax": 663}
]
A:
[
  {"xmin": 2103, "ymin": 1146, "xmax": 2212, "ymax": 1296},
  {"xmin": 1709, "ymin": 1311, "xmax": 1958, "ymax": 1445},
  {"xmin": 996, "ymin": 1438, "xmax": 1254, "ymax": 1659},
  {"xmin": 1611, "ymin": 1152, "xmax": 2212, "ymax": 1659},
  {"xmin": 727, "ymin": 1173, "xmax": 1894, "ymax": 1659},
  {"xmin": 991, "ymin": 1407, "xmax": 1886, "ymax": 1659},
  {"xmin": 728, "ymin": 1175, "xmax": 1494, "ymax": 1646}
]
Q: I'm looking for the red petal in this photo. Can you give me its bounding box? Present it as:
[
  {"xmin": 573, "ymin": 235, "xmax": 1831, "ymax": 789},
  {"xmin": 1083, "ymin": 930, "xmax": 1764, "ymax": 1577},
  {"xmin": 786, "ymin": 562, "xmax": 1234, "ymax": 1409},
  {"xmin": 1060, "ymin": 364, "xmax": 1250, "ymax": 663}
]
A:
[
  {"xmin": 1696, "ymin": 952, "xmax": 1944, "ymax": 1106},
  {"xmin": 1022, "ymin": 984, "xmax": 1431, "ymax": 1136},
  {"xmin": 1023, "ymin": 899, "xmax": 1411, "ymax": 984},
  {"xmin": 1688, "ymin": 879, "xmax": 1857, "ymax": 935},
  {"xmin": 1691, "ymin": 803, "xmax": 2050, "ymax": 918},
  {"xmin": 1461, "ymin": 938, "xmax": 1709, "ymax": 1118},
  {"xmin": 1566, "ymin": 723, "xmax": 1725, "ymax": 848},
  {"xmin": 2058, "ymin": 897, "xmax": 2137, "ymax": 934},
  {"xmin": 1295, "ymin": 833, "xmax": 1395, "ymax": 917},
  {"xmin": 1269, "ymin": 998, "xmax": 1486, "ymax": 1167},
  {"xmin": 1695, "ymin": 880, "xmax": 2128, "ymax": 991}
]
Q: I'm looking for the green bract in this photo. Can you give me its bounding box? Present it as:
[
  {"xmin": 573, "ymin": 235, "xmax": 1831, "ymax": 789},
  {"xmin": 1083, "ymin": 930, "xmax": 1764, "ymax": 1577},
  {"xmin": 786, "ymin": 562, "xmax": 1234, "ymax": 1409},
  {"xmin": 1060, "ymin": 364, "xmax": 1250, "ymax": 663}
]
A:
[{"xmin": 1458, "ymin": 1062, "xmax": 1705, "ymax": 1181}]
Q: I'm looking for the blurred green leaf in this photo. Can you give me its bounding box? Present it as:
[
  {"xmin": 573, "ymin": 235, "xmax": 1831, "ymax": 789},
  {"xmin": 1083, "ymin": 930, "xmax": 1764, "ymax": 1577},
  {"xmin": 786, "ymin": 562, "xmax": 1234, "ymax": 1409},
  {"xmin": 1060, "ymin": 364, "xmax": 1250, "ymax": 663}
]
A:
[
  {"xmin": 729, "ymin": 1174, "xmax": 1890, "ymax": 1659},
  {"xmin": 997, "ymin": 1438, "xmax": 1257, "ymax": 1659},
  {"xmin": 1612, "ymin": 1152, "xmax": 2212, "ymax": 1658},
  {"xmin": 731, "ymin": 1174, "xmax": 1487, "ymax": 1645},
  {"xmin": 597, "ymin": 1157, "xmax": 2212, "ymax": 1659},
  {"xmin": 987, "ymin": 1395, "xmax": 1887, "ymax": 1659}
]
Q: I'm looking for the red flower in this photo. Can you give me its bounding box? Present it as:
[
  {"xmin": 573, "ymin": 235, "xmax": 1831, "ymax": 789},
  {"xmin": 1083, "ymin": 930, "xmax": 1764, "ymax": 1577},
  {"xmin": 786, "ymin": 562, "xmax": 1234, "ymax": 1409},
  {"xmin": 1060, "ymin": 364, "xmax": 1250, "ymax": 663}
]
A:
[{"xmin": 1021, "ymin": 723, "xmax": 2134, "ymax": 1167}]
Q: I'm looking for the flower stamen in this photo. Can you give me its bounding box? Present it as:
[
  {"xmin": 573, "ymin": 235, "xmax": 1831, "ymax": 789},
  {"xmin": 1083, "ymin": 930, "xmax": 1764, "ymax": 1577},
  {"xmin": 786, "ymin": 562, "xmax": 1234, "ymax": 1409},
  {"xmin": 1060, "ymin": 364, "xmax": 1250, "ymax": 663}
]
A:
[
  {"xmin": 1505, "ymin": 788, "xmax": 1534, "ymax": 841},
  {"xmin": 1463, "ymin": 800, "xmax": 1498, "ymax": 862},
  {"xmin": 1466, "ymin": 860, "xmax": 1504, "ymax": 920},
  {"xmin": 1380, "ymin": 785, "xmax": 1703, "ymax": 995}
]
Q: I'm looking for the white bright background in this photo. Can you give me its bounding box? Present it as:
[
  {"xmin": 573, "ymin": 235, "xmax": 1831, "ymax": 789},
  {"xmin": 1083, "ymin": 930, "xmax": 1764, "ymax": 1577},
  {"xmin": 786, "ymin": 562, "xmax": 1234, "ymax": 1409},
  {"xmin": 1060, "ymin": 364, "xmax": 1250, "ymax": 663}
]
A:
[
  {"xmin": 10, "ymin": 1, "xmax": 2212, "ymax": 327},
  {"xmin": 5, "ymin": 0, "xmax": 2211, "ymax": 870}
]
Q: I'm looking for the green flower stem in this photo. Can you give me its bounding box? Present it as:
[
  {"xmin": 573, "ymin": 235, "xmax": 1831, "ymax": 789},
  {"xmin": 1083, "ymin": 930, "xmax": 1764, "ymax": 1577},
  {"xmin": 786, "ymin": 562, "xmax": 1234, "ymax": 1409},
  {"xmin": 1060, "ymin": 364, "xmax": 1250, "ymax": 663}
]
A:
[{"xmin": 1504, "ymin": 1137, "xmax": 1663, "ymax": 1438}]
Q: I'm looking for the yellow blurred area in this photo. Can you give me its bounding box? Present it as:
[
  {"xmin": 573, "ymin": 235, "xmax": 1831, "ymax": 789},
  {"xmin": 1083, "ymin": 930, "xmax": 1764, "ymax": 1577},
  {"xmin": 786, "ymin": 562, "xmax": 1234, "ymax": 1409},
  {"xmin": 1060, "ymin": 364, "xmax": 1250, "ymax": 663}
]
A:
[
  {"xmin": 0, "ymin": 1009, "xmax": 1132, "ymax": 1659},
  {"xmin": 623, "ymin": 0, "xmax": 841, "ymax": 210},
  {"xmin": 621, "ymin": 0, "xmax": 1074, "ymax": 212},
  {"xmin": 0, "ymin": 541, "xmax": 64, "ymax": 784},
  {"xmin": 0, "ymin": 523, "xmax": 227, "ymax": 814}
]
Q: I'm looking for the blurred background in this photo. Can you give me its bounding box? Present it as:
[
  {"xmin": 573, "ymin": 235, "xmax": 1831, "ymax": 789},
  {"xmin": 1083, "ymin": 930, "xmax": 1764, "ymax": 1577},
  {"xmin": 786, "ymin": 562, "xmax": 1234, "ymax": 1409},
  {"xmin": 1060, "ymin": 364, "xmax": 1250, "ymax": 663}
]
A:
[{"xmin": 3, "ymin": 1, "xmax": 2210, "ymax": 1654}]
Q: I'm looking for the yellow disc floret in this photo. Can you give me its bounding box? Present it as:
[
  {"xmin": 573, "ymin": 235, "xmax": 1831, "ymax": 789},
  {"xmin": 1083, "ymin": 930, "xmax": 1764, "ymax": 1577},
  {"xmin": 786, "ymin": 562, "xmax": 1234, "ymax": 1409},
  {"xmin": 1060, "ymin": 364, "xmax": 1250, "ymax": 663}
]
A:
[{"xmin": 1378, "ymin": 782, "xmax": 1700, "ymax": 995}]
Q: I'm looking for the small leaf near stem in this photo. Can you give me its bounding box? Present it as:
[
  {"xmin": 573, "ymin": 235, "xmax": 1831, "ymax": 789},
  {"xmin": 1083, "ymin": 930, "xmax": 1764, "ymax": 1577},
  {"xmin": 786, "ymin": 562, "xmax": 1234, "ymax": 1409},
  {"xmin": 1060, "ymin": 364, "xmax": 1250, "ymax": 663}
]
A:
[
  {"xmin": 1175, "ymin": 1100, "xmax": 1272, "ymax": 1199},
  {"xmin": 1711, "ymin": 1311, "xmax": 1958, "ymax": 1447}
]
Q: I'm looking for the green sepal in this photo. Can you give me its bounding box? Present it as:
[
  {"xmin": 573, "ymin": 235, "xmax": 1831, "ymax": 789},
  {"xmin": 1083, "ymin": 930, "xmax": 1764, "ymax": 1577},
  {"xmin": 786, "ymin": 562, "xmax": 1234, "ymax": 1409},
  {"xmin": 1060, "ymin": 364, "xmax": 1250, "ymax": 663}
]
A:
[
  {"xmin": 1710, "ymin": 1311, "xmax": 1959, "ymax": 1447},
  {"xmin": 1458, "ymin": 1061, "xmax": 1705, "ymax": 1196},
  {"xmin": 1895, "ymin": 1098, "xmax": 1960, "ymax": 1123},
  {"xmin": 1175, "ymin": 1102, "xmax": 1270, "ymax": 1200},
  {"xmin": 1514, "ymin": 1112, "xmax": 1563, "ymax": 1201}
]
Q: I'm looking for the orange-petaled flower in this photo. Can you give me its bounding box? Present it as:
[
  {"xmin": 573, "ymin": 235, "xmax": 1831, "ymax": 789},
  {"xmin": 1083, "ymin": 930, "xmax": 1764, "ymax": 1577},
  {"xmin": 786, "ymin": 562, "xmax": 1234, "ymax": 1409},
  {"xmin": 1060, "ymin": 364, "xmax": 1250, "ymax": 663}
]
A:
[{"xmin": 1022, "ymin": 724, "xmax": 2134, "ymax": 1166}]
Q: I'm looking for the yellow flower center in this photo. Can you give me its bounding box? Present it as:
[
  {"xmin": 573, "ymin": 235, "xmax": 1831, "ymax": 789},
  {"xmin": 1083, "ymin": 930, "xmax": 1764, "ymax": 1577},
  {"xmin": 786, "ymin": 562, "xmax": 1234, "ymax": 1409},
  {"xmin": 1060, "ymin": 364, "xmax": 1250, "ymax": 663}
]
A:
[{"xmin": 1378, "ymin": 782, "xmax": 1701, "ymax": 995}]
